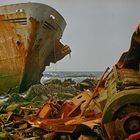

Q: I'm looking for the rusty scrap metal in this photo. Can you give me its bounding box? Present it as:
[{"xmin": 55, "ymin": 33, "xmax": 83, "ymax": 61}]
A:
[
  {"xmin": 22, "ymin": 94, "xmax": 102, "ymax": 135},
  {"xmin": 117, "ymin": 23, "xmax": 140, "ymax": 69},
  {"xmin": 101, "ymin": 22, "xmax": 140, "ymax": 140},
  {"xmin": 0, "ymin": 3, "xmax": 140, "ymax": 140},
  {"xmin": 127, "ymin": 131, "xmax": 140, "ymax": 140},
  {"xmin": 80, "ymin": 67, "xmax": 110, "ymax": 117}
]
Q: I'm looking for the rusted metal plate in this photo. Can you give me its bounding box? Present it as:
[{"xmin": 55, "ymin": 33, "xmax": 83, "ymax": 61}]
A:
[
  {"xmin": 38, "ymin": 103, "xmax": 52, "ymax": 119},
  {"xmin": 127, "ymin": 131, "xmax": 140, "ymax": 140},
  {"xmin": 24, "ymin": 97, "xmax": 102, "ymax": 134},
  {"xmin": 117, "ymin": 23, "xmax": 140, "ymax": 69},
  {"xmin": 0, "ymin": 12, "xmax": 27, "ymax": 93},
  {"xmin": 35, "ymin": 115, "xmax": 101, "ymax": 133},
  {"xmin": 71, "ymin": 91, "xmax": 91, "ymax": 111},
  {"xmin": 57, "ymin": 102, "xmax": 80, "ymax": 118}
]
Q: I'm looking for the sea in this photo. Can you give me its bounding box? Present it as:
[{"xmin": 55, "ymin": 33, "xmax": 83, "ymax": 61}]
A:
[{"xmin": 41, "ymin": 71, "xmax": 103, "ymax": 84}]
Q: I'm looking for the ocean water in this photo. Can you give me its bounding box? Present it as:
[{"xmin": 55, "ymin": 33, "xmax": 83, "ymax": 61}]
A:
[{"xmin": 41, "ymin": 71, "xmax": 103, "ymax": 84}]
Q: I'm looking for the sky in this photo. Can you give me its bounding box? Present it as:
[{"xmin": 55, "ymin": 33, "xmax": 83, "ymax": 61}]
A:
[{"xmin": 1, "ymin": 0, "xmax": 140, "ymax": 71}]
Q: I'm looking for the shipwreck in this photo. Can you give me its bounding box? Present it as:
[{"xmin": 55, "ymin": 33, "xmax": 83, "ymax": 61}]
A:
[
  {"xmin": 0, "ymin": 3, "xmax": 71, "ymax": 93},
  {"xmin": 0, "ymin": 2, "xmax": 140, "ymax": 140}
]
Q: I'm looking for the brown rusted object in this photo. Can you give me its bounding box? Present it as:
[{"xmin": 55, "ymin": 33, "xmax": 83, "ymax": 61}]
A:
[
  {"xmin": 57, "ymin": 101, "xmax": 80, "ymax": 118},
  {"xmin": 127, "ymin": 131, "xmax": 140, "ymax": 140},
  {"xmin": 24, "ymin": 95, "xmax": 102, "ymax": 134},
  {"xmin": 117, "ymin": 23, "xmax": 140, "ymax": 69},
  {"xmin": 43, "ymin": 132, "xmax": 56, "ymax": 139},
  {"xmin": 101, "ymin": 23, "xmax": 140, "ymax": 139},
  {"xmin": 37, "ymin": 115, "xmax": 101, "ymax": 133},
  {"xmin": 80, "ymin": 67, "xmax": 110, "ymax": 117},
  {"xmin": 38, "ymin": 103, "xmax": 52, "ymax": 119},
  {"xmin": 0, "ymin": 3, "xmax": 71, "ymax": 93}
]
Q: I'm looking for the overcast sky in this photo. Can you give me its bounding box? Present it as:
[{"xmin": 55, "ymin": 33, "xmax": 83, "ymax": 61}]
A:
[{"xmin": 1, "ymin": 0, "xmax": 140, "ymax": 71}]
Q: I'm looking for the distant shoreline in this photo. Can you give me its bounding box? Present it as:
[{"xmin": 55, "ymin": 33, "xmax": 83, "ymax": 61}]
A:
[{"xmin": 41, "ymin": 71, "xmax": 102, "ymax": 84}]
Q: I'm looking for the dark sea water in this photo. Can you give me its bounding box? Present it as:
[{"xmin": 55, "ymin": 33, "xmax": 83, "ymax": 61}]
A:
[{"xmin": 41, "ymin": 71, "xmax": 103, "ymax": 84}]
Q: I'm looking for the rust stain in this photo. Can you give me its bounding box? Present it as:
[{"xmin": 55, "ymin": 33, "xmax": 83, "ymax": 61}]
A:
[{"xmin": 0, "ymin": 3, "xmax": 71, "ymax": 93}]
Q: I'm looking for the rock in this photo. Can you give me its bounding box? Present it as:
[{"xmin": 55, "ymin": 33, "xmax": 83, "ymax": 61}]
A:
[
  {"xmin": 63, "ymin": 78, "xmax": 76, "ymax": 87},
  {"xmin": 0, "ymin": 114, "xmax": 8, "ymax": 120},
  {"xmin": 44, "ymin": 79, "xmax": 62, "ymax": 85},
  {"xmin": 6, "ymin": 92, "xmax": 25, "ymax": 103},
  {"xmin": 25, "ymin": 83, "xmax": 79, "ymax": 101},
  {"xmin": 5, "ymin": 103, "xmax": 19, "ymax": 112},
  {"xmin": 0, "ymin": 132, "xmax": 13, "ymax": 140},
  {"xmin": 78, "ymin": 78, "xmax": 97, "ymax": 91},
  {"xmin": 25, "ymin": 84, "xmax": 46, "ymax": 101},
  {"xmin": 57, "ymin": 92, "xmax": 74, "ymax": 99}
]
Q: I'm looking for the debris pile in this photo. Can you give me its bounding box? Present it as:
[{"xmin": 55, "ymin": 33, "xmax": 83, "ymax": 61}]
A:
[
  {"xmin": 0, "ymin": 78, "xmax": 99, "ymax": 139},
  {"xmin": 0, "ymin": 3, "xmax": 139, "ymax": 139}
]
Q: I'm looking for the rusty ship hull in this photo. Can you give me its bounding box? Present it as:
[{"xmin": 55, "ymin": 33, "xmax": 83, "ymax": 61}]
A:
[{"xmin": 0, "ymin": 3, "xmax": 71, "ymax": 93}]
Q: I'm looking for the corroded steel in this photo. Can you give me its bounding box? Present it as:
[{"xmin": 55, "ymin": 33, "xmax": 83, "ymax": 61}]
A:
[
  {"xmin": 24, "ymin": 93, "xmax": 102, "ymax": 135},
  {"xmin": 117, "ymin": 23, "xmax": 140, "ymax": 69},
  {"xmin": 100, "ymin": 23, "xmax": 140, "ymax": 139},
  {"xmin": 80, "ymin": 67, "xmax": 109, "ymax": 117},
  {"xmin": 0, "ymin": 3, "xmax": 71, "ymax": 93},
  {"xmin": 0, "ymin": 3, "xmax": 140, "ymax": 139}
]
